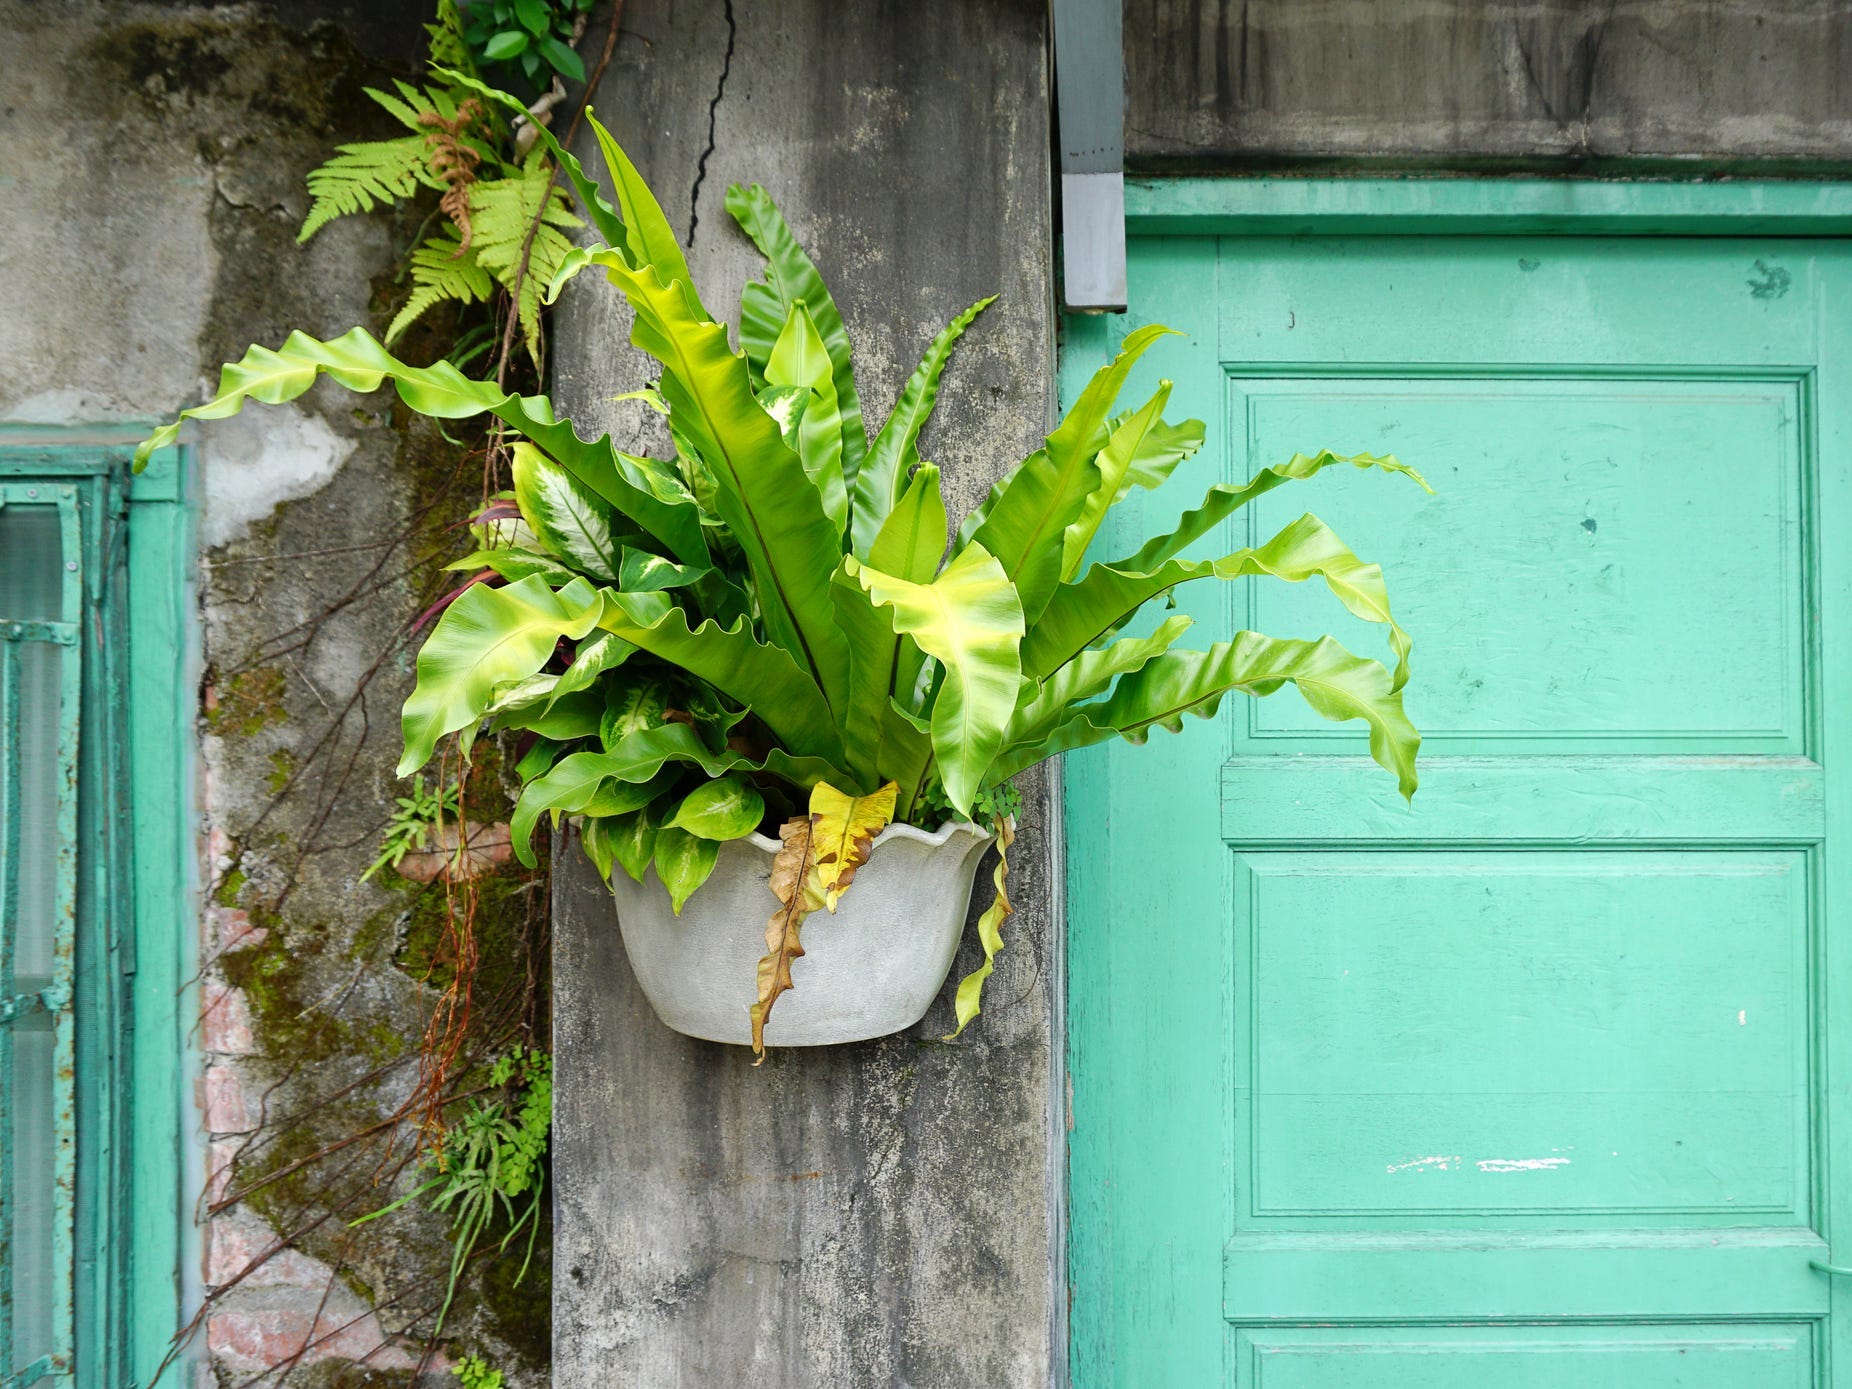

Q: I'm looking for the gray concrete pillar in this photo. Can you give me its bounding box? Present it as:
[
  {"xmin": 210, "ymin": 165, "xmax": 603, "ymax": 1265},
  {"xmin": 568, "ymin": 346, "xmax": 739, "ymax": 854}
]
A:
[{"xmin": 549, "ymin": 2, "xmax": 1061, "ymax": 1382}]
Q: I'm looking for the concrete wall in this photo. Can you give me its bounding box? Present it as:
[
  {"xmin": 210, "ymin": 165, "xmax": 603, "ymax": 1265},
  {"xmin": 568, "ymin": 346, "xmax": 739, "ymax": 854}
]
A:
[
  {"xmin": 1125, "ymin": 0, "xmax": 1852, "ymax": 171},
  {"xmin": 1, "ymin": 2, "xmax": 549, "ymax": 1381},
  {"xmin": 547, "ymin": 0, "xmax": 1059, "ymax": 1383}
]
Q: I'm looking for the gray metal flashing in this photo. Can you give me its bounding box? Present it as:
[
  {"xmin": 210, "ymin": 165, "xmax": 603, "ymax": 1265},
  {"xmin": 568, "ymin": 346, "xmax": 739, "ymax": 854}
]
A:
[
  {"xmin": 1052, "ymin": 0, "xmax": 1126, "ymax": 312},
  {"xmin": 1060, "ymin": 172, "xmax": 1127, "ymax": 313}
]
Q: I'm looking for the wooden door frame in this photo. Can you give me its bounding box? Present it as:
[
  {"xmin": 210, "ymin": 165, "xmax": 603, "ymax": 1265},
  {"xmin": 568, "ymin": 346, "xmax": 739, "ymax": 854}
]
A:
[
  {"xmin": 1064, "ymin": 175, "xmax": 1852, "ymax": 1385},
  {"xmin": 1123, "ymin": 177, "xmax": 1852, "ymax": 238}
]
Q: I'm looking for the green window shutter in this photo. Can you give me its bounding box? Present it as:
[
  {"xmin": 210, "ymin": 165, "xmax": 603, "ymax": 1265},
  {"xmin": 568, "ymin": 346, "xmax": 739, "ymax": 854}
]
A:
[
  {"xmin": 0, "ymin": 489, "xmax": 82, "ymax": 1389},
  {"xmin": 0, "ymin": 439, "xmax": 191, "ymax": 1389}
]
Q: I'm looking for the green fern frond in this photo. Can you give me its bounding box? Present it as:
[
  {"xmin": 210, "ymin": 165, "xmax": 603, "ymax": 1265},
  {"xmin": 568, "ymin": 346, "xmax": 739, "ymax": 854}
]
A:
[
  {"xmin": 367, "ymin": 79, "xmax": 452, "ymax": 131},
  {"xmin": 387, "ymin": 230, "xmax": 497, "ymax": 344},
  {"xmin": 299, "ymin": 136, "xmax": 439, "ymax": 242},
  {"xmin": 469, "ymin": 151, "xmax": 583, "ymax": 362},
  {"xmin": 426, "ymin": 0, "xmax": 476, "ymax": 77}
]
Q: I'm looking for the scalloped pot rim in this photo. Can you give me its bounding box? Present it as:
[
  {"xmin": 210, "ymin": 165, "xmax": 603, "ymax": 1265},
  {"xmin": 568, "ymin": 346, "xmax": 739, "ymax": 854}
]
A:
[{"xmin": 738, "ymin": 817, "xmax": 996, "ymax": 856}]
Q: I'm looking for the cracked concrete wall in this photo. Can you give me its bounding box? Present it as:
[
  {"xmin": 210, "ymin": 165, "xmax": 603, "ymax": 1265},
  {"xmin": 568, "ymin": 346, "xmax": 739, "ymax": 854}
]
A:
[
  {"xmin": 548, "ymin": 0, "xmax": 1059, "ymax": 1384},
  {"xmin": 2, "ymin": 2, "xmax": 551, "ymax": 1381},
  {"xmin": 1126, "ymin": 0, "xmax": 1852, "ymax": 171}
]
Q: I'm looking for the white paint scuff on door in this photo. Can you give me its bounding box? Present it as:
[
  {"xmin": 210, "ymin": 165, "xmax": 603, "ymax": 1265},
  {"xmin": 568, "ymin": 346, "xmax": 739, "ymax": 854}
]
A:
[
  {"xmin": 1386, "ymin": 1153, "xmax": 1576, "ymax": 1174},
  {"xmin": 1475, "ymin": 1157, "xmax": 1572, "ymax": 1173},
  {"xmin": 1384, "ymin": 1155, "xmax": 1460, "ymax": 1174}
]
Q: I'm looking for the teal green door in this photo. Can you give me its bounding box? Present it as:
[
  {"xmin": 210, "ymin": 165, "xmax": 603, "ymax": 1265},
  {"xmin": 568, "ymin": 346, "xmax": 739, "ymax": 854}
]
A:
[{"xmin": 1067, "ymin": 221, "xmax": 1852, "ymax": 1385}]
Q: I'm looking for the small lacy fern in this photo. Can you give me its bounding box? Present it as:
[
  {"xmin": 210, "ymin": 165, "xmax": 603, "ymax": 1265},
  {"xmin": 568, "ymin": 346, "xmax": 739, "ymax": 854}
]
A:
[
  {"xmin": 452, "ymin": 1357, "xmax": 503, "ymax": 1389},
  {"xmin": 352, "ymin": 1046, "xmax": 552, "ymax": 1333},
  {"xmin": 297, "ymin": 0, "xmax": 579, "ymax": 363},
  {"xmin": 299, "ymin": 135, "xmax": 439, "ymax": 241},
  {"xmin": 467, "ymin": 151, "xmax": 581, "ymax": 362},
  {"xmin": 388, "ymin": 230, "xmax": 497, "ymax": 345}
]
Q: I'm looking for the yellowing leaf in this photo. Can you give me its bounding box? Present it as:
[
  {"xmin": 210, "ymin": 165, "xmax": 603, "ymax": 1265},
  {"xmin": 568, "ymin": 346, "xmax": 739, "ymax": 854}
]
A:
[
  {"xmin": 945, "ymin": 816, "xmax": 1015, "ymax": 1039},
  {"xmin": 808, "ymin": 780, "xmax": 898, "ymax": 911},
  {"xmin": 750, "ymin": 815, "xmax": 826, "ymax": 1059}
]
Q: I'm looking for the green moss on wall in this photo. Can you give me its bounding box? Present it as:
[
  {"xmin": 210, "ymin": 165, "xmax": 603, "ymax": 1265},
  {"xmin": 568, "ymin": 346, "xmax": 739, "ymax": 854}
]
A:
[{"xmin": 208, "ymin": 665, "xmax": 288, "ymax": 736}]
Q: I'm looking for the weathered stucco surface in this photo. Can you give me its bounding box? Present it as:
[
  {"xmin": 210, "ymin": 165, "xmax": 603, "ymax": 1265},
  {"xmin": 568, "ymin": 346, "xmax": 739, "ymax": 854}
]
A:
[
  {"xmin": 1, "ymin": 2, "xmax": 548, "ymax": 1380},
  {"xmin": 548, "ymin": 0, "xmax": 1060, "ymax": 1383},
  {"xmin": 1126, "ymin": 0, "xmax": 1852, "ymax": 170}
]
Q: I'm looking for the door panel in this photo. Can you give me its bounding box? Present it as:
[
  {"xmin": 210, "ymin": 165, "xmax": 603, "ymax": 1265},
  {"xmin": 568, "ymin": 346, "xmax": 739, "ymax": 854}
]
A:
[
  {"xmin": 1239, "ymin": 851, "xmax": 1809, "ymax": 1223},
  {"xmin": 1066, "ymin": 230, "xmax": 1852, "ymax": 1385},
  {"xmin": 1237, "ymin": 376, "xmax": 1807, "ymax": 747},
  {"xmin": 1233, "ymin": 1324, "xmax": 1816, "ymax": 1389}
]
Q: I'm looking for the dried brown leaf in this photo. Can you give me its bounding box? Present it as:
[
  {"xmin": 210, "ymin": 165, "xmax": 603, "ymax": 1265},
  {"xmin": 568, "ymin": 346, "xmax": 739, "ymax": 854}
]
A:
[{"xmin": 750, "ymin": 814, "xmax": 824, "ymax": 1059}]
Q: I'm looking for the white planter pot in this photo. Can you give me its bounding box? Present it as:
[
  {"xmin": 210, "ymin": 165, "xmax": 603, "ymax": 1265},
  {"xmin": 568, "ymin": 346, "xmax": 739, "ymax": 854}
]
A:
[{"xmin": 609, "ymin": 819, "xmax": 995, "ymax": 1046}]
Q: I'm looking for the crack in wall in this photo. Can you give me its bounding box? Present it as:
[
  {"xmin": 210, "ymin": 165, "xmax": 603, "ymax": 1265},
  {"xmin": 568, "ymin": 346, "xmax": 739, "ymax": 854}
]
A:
[{"xmin": 687, "ymin": 0, "xmax": 737, "ymax": 246}]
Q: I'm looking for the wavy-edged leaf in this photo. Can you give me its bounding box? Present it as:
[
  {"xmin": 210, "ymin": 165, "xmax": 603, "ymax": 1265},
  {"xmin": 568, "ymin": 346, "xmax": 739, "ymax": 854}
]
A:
[
  {"xmin": 511, "ymin": 441, "xmax": 622, "ymax": 580},
  {"xmin": 653, "ymin": 827, "xmax": 720, "ymax": 913},
  {"xmin": 399, "ymin": 574, "xmax": 601, "ymax": 774},
  {"xmin": 1125, "ymin": 450, "xmax": 1431, "ymax": 577},
  {"xmin": 727, "ymin": 181, "xmax": 866, "ymax": 481},
  {"xmin": 851, "ymin": 296, "xmax": 992, "ymax": 557},
  {"xmin": 131, "ymin": 328, "xmax": 707, "ymax": 565},
  {"xmin": 1118, "ymin": 414, "xmax": 1205, "ymax": 495},
  {"xmin": 968, "ymin": 324, "xmax": 1175, "ymax": 621},
  {"xmin": 584, "ymin": 252, "xmax": 851, "ymax": 712},
  {"xmin": 944, "ymin": 816, "xmax": 1013, "ymax": 1039},
  {"xmin": 750, "ymin": 814, "xmax": 825, "ymax": 1058},
  {"xmin": 766, "ymin": 303, "xmax": 848, "ymax": 535},
  {"xmin": 668, "ymin": 776, "xmax": 766, "ymax": 842},
  {"xmin": 827, "ymin": 563, "xmax": 933, "ymax": 794},
  {"xmin": 595, "ymin": 590, "xmax": 846, "ymax": 768},
  {"xmin": 845, "ymin": 544, "xmax": 1024, "ymax": 818},
  {"xmin": 995, "ymin": 631, "xmax": 1420, "ymax": 799},
  {"xmin": 1024, "ymin": 513, "xmax": 1409, "ymax": 686},
  {"xmin": 809, "ymin": 780, "xmax": 897, "ymax": 910},
  {"xmin": 1060, "ymin": 382, "xmax": 1170, "ymax": 582},
  {"xmin": 1008, "ymin": 613, "xmax": 1194, "ymax": 749}
]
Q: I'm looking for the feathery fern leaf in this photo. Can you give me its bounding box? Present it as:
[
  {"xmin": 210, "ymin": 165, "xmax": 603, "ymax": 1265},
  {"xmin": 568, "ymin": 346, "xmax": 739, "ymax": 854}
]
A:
[
  {"xmin": 470, "ymin": 151, "xmax": 582, "ymax": 362},
  {"xmin": 299, "ymin": 136, "xmax": 439, "ymax": 243},
  {"xmin": 425, "ymin": 0, "xmax": 476, "ymax": 76},
  {"xmin": 369, "ymin": 78, "xmax": 450, "ymax": 131},
  {"xmin": 387, "ymin": 230, "xmax": 497, "ymax": 344}
]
